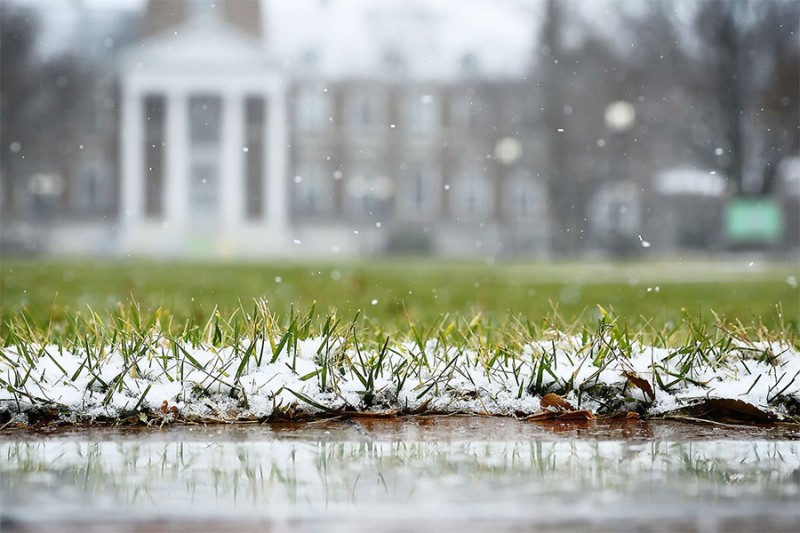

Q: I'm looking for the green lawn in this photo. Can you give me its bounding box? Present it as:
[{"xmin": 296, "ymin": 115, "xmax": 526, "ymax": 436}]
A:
[
  {"xmin": 2, "ymin": 257, "xmax": 799, "ymax": 424},
  {"xmin": 1, "ymin": 257, "xmax": 797, "ymax": 333}
]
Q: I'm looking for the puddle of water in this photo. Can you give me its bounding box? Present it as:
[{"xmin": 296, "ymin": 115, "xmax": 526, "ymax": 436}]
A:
[{"xmin": 1, "ymin": 418, "xmax": 799, "ymax": 532}]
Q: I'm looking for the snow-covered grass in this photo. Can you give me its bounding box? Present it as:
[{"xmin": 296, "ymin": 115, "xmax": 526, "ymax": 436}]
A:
[{"xmin": 1, "ymin": 301, "xmax": 798, "ymax": 425}]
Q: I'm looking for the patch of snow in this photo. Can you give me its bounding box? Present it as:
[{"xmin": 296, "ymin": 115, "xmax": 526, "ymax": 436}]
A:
[{"xmin": 1, "ymin": 335, "xmax": 798, "ymax": 421}]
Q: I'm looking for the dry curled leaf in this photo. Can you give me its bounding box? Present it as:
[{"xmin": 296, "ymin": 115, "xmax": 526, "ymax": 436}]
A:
[
  {"xmin": 557, "ymin": 409, "xmax": 596, "ymax": 421},
  {"xmin": 159, "ymin": 400, "xmax": 179, "ymax": 417},
  {"xmin": 526, "ymin": 409, "xmax": 596, "ymax": 421},
  {"xmin": 622, "ymin": 371, "xmax": 655, "ymax": 401},
  {"xmin": 686, "ymin": 398, "xmax": 777, "ymax": 423},
  {"xmin": 607, "ymin": 410, "xmax": 641, "ymax": 420},
  {"xmin": 540, "ymin": 393, "xmax": 574, "ymax": 411},
  {"xmin": 528, "ymin": 393, "xmax": 595, "ymax": 422},
  {"xmin": 525, "ymin": 411, "xmax": 559, "ymax": 421}
]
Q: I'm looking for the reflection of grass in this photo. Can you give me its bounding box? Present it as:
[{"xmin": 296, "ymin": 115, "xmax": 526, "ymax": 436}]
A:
[
  {"xmin": 2, "ymin": 439, "xmax": 798, "ymax": 515},
  {"xmin": 1, "ymin": 258, "xmax": 797, "ymax": 331}
]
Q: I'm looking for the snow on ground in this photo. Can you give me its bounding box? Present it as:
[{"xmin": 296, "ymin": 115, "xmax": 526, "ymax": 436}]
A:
[{"xmin": 1, "ymin": 333, "xmax": 799, "ymax": 422}]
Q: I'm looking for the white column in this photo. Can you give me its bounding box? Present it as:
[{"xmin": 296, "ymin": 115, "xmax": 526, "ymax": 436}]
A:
[
  {"xmin": 266, "ymin": 88, "xmax": 289, "ymax": 231},
  {"xmin": 120, "ymin": 83, "xmax": 143, "ymax": 225},
  {"xmin": 221, "ymin": 91, "xmax": 245, "ymax": 228},
  {"xmin": 164, "ymin": 89, "xmax": 188, "ymax": 228}
]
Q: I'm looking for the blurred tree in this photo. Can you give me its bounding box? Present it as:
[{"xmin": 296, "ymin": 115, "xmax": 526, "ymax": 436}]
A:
[
  {"xmin": 653, "ymin": 0, "xmax": 798, "ymax": 194},
  {"xmin": 0, "ymin": 4, "xmax": 110, "ymax": 220},
  {"xmin": 37, "ymin": 55, "xmax": 96, "ymax": 213},
  {"xmin": 753, "ymin": 0, "xmax": 800, "ymax": 193},
  {"xmin": 538, "ymin": 0, "xmax": 579, "ymax": 253},
  {"xmin": 535, "ymin": 0, "xmax": 631, "ymax": 253},
  {"xmin": 530, "ymin": 0, "xmax": 798, "ymax": 253},
  {"xmin": 0, "ymin": 4, "xmax": 39, "ymax": 217},
  {"xmin": 694, "ymin": 0, "xmax": 748, "ymax": 190},
  {"xmin": 546, "ymin": 0, "xmax": 799, "ymax": 200}
]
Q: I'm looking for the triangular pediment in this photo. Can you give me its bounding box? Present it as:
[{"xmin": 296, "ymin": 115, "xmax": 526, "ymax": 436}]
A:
[{"xmin": 120, "ymin": 14, "xmax": 271, "ymax": 74}]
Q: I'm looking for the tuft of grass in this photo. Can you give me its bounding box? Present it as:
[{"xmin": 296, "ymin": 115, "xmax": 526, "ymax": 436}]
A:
[{"xmin": 0, "ymin": 299, "xmax": 798, "ymax": 425}]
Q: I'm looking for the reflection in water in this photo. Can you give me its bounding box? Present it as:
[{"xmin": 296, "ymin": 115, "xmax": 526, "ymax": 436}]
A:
[{"xmin": 2, "ymin": 437, "xmax": 799, "ymax": 530}]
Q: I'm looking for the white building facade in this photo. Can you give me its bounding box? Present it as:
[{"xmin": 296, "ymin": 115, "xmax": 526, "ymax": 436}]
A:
[
  {"xmin": 3, "ymin": 0, "xmax": 552, "ymax": 259},
  {"xmin": 118, "ymin": 13, "xmax": 292, "ymax": 257},
  {"xmin": 104, "ymin": 1, "xmax": 554, "ymax": 259}
]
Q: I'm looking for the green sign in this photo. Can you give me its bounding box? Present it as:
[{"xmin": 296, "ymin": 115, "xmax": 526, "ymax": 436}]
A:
[{"xmin": 726, "ymin": 198, "xmax": 783, "ymax": 244}]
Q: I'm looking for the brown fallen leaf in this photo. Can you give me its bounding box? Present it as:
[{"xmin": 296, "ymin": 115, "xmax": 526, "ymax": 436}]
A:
[
  {"xmin": 607, "ymin": 410, "xmax": 641, "ymax": 420},
  {"xmin": 557, "ymin": 409, "xmax": 596, "ymax": 421},
  {"xmin": 540, "ymin": 392, "xmax": 575, "ymax": 411},
  {"xmin": 686, "ymin": 398, "xmax": 777, "ymax": 423},
  {"xmin": 525, "ymin": 408, "xmax": 596, "ymax": 421},
  {"xmin": 346, "ymin": 410, "xmax": 401, "ymax": 419},
  {"xmin": 526, "ymin": 411, "xmax": 559, "ymax": 421},
  {"xmin": 622, "ymin": 370, "xmax": 656, "ymax": 401}
]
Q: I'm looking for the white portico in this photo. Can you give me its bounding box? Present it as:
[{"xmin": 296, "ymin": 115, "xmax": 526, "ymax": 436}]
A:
[{"xmin": 118, "ymin": 13, "xmax": 290, "ymax": 256}]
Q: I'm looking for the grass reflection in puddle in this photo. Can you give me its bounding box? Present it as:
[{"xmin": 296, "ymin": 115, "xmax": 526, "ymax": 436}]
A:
[{"xmin": 1, "ymin": 430, "xmax": 799, "ymax": 530}]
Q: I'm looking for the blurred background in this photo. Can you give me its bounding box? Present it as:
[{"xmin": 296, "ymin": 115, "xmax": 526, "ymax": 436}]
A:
[{"xmin": 1, "ymin": 0, "xmax": 798, "ymax": 260}]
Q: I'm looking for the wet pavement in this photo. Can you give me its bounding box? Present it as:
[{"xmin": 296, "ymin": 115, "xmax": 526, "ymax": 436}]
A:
[{"xmin": 1, "ymin": 417, "xmax": 799, "ymax": 532}]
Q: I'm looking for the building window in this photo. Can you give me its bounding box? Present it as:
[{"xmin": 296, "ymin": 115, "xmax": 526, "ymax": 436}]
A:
[
  {"xmin": 344, "ymin": 162, "xmax": 393, "ymax": 219},
  {"xmin": 405, "ymin": 94, "xmax": 439, "ymax": 135},
  {"xmin": 504, "ymin": 169, "xmax": 545, "ymax": 220},
  {"xmin": 399, "ymin": 161, "xmax": 439, "ymax": 218},
  {"xmin": 189, "ymin": 0, "xmax": 217, "ymax": 17},
  {"xmin": 293, "ymin": 163, "xmax": 332, "ymax": 216},
  {"xmin": 245, "ymin": 96, "xmax": 265, "ymax": 219},
  {"xmin": 453, "ymin": 166, "xmax": 491, "ymax": 219},
  {"xmin": 452, "ymin": 93, "xmax": 484, "ymax": 132},
  {"xmin": 189, "ymin": 96, "xmax": 221, "ymax": 143},
  {"xmin": 188, "ymin": 162, "xmax": 219, "ymax": 216},
  {"xmin": 295, "ymin": 86, "xmax": 331, "ymax": 133},
  {"xmin": 76, "ymin": 162, "xmax": 112, "ymax": 212},
  {"xmin": 382, "ymin": 47, "xmax": 406, "ymax": 74},
  {"xmin": 348, "ymin": 89, "xmax": 385, "ymax": 133},
  {"xmin": 188, "ymin": 95, "xmax": 222, "ymax": 220},
  {"xmin": 143, "ymin": 94, "xmax": 165, "ymax": 218}
]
